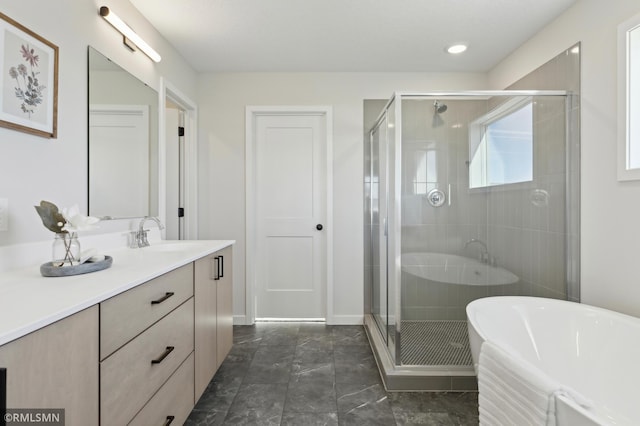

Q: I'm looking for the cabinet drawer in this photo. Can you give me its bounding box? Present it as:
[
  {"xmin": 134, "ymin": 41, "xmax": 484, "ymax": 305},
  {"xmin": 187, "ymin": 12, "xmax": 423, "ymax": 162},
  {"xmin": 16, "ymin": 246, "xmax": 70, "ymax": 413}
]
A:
[
  {"xmin": 129, "ymin": 352, "xmax": 194, "ymax": 426},
  {"xmin": 100, "ymin": 263, "xmax": 193, "ymax": 359},
  {"xmin": 100, "ymin": 299, "xmax": 194, "ymax": 426}
]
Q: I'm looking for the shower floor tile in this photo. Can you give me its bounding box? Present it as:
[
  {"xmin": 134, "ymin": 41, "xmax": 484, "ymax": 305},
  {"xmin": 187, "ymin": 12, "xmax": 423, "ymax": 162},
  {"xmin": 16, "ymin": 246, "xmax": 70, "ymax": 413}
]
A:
[{"xmin": 400, "ymin": 320, "xmax": 472, "ymax": 366}]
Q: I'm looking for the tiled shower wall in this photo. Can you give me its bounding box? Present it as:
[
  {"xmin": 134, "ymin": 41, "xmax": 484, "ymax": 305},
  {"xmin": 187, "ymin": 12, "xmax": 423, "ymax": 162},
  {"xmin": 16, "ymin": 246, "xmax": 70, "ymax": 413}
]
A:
[{"xmin": 399, "ymin": 45, "xmax": 580, "ymax": 321}]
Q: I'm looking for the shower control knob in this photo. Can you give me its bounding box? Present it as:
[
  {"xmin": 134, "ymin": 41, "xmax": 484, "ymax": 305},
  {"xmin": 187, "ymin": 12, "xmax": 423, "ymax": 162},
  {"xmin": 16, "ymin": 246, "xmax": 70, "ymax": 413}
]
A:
[
  {"xmin": 427, "ymin": 189, "xmax": 446, "ymax": 207},
  {"xmin": 316, "ymin": 224, "xmax": 323, "ymax": 231}
]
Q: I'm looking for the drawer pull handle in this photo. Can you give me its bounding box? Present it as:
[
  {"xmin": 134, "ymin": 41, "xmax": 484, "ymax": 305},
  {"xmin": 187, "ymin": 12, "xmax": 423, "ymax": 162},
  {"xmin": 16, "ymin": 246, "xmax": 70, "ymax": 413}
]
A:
[
  {"xmin": 151, "ymin": 346, "xmax": 175, "ymax": 364},
  {"xmin": 151, "ymin": 292, "xmax": 175, "ymax": 305},
  {"xmin": 164, "ymin": 415, "xmax": 175, "ymax": 426}
]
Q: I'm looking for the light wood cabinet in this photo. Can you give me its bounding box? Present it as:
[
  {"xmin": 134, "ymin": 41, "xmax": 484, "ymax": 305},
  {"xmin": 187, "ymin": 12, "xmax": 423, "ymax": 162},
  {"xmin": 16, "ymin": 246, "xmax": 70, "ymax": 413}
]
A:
[
  {"xmin": 129, "ymin": 353, "xmax": 195, "ymax": 426},
  {"xmin": 194, "ymin": 252, "xmax": 218, "ymax": 400},
  {"xmin": 100, "ymin": 263, "xmax": 193, "ymax": 360},
  {"xmin": 195, "ymin": 245, "xmax": 234, "ymax": 400},
  {"xmin": 100, "ymin": 299, "xmax": 194, "ymax": 426},
  {"xmin": 0, "ymin": 306, "xmax": 99, "ymax": 426},
  {"xmin": 216, "ymin": 246, "xmax": 234, "ymax": 367},
  {"xmin": 0, "ymin": 243, "xmax": 233, "ymax": 425}
]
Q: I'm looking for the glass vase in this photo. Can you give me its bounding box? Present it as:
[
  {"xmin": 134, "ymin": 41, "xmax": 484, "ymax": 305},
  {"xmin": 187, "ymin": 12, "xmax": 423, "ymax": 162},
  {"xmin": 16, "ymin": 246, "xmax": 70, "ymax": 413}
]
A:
[{"xmin": 52, "ymin": 232, "xmax": 80, "ymax": 267}]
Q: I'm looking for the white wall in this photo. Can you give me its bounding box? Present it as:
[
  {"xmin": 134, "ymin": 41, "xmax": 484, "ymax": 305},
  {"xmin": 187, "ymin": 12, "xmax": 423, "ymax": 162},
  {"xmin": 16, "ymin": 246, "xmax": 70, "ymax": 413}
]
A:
[
  {"xmin": 0, "ymin": 0, "xmax": 197, "ymax": 246},
  {"xmin": 489, "ymin": 0, "xmax": 640, "ymax": 317},
  {"xmin": 196, "ymin": 72, "xmax": 488, "ymax": 323}
]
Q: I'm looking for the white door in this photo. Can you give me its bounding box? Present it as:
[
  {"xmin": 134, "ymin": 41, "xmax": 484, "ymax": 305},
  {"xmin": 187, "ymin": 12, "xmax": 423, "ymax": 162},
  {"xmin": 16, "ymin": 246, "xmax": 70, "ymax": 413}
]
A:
[
  {"xmin": 254, "ymin": 113, "xmax": 327, "ymax": 319},
  {"xmin": 89, "ymin": 105, "xmax": 149, "ymax": 218}
]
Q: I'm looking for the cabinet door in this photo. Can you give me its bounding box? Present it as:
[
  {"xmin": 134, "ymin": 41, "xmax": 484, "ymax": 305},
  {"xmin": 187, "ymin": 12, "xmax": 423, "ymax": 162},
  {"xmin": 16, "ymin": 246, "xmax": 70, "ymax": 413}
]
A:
[
  {"xmin": 194, "ymin": 253, "xmax": 218, "ymax": 400},
  {"xmin": 0, "ymin": 306, "xmax": 99, "ymax": 426},
  {"xmin": 217, "ymin": 246, "xmax": 233, "ymax": 367}
]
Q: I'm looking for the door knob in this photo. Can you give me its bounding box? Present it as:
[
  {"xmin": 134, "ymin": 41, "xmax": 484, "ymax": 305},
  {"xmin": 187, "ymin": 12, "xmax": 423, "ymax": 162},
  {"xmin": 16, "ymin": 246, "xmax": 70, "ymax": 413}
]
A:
[{"xmin": 316, "ymin": 224, "xmax": 323, "ymax": 231}]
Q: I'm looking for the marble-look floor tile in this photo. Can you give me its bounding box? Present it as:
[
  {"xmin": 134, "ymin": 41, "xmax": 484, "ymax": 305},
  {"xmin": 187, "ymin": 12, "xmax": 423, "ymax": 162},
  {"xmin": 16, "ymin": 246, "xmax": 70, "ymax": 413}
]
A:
[
  {"xmin": 298, "ymin": 323, "xmax": 334, "ymax": 335},
  {"xmin": 244, "ymin": 345, "xmax": 295, "ymax": 383},
  {"xmin": 189, "ymin": 324, "xmax": 479, "ymax": 425},
  {"xmin": 225, "ymin": 344, "xmax": 259, "ymax": 363},
  {"xmin": 194, "ymin": 370, "xmax": 242, "ymax": 411},
  {"xmin": 332, "ymin": 326, "xmax": 369, "ymax": 346},
  {"xmin": 334, "ymin": 355, "xmax": 382, "ymax": 385},
  {"xmin": 185, "ymin": 408, "xmax": 227, "ymax": 426},
  {"xmin": 336, "ymin": 383, "xmax": 389, "ymax": 413},
  {"xmin": 297, "ymin": 333, "xmax": 334, "ymax": 346},
  {"xmin": 290, "ymin": 362, "xmax": 335, "ymax": 383},
  {"xmin": 393, "ymin": 411, "xmax": 456, "ymax": 426},
  {"xmin": 222, "ymin": 409, "xmax": 283, "ymax": 426},
  {"xmin": 284, "ymin": 380, "xmax": 338, "ymax": 413},
  {"xmin": 338, "ymin": 399, "xmax": 396, "ymax": 426},
  {"xmin": 281, "ymin": 412, "xmax": 339, "ymax": 426},
  {"xmin": 224, "ymin": 383, "xmax": 287, "ymax": 425},
  {"xmin": 294, "ymin": 343, "xmax": 334, "ymax": 364},
  {"xmin": 244, "ymin": 360, "xmax": 292, "ymax": 384}
]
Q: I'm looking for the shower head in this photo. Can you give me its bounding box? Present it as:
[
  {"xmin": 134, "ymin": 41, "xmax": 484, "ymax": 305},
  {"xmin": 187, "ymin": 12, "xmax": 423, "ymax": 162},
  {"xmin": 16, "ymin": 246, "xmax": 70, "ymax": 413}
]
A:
[
  {"xmin": 432, "ymin": 100, "xmax": 447, "ymax": 127},
  {"xmin": 434, "ymin": 101, "xmax": 448, "ymax": 113}
]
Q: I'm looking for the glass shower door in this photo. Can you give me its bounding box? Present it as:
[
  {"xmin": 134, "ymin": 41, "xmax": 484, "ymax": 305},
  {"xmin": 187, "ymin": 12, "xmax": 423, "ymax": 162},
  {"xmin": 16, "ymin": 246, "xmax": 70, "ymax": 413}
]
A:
[{"xmin": 370, "ymin": 114, "xmax": 388, "ymax": 344}]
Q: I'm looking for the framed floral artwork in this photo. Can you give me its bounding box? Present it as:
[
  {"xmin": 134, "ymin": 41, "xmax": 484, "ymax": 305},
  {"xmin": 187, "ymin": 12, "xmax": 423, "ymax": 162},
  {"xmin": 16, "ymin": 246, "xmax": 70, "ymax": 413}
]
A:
[{"xmin": 0, "ymin": 12, "xmax": 58, "ymax": 138}]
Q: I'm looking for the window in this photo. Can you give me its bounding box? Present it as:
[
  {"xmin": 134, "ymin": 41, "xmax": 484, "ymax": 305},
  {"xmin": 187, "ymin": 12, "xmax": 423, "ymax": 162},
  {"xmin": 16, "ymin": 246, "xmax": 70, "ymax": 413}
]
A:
[
  {"xmin": 469, "ymin": 98, "xmax": 533, "ymax": 189},
  {"xmin": 618, "ymin": 13, "xmax": 640, "ymax": 180}
]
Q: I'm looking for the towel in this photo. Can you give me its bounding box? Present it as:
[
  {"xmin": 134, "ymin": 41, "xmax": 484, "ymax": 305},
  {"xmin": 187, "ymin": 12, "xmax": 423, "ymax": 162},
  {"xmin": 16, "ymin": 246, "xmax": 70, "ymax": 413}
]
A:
[{"xmin": 477, "ymin": 341, "xmax": 590, "ymax": 426}]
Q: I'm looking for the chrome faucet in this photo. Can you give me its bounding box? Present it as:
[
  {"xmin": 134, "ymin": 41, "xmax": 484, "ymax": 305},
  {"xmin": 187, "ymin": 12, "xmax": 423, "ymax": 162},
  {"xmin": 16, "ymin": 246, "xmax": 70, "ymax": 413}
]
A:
[
  {"xmin": 131, "ymin": 216, "xmax": 165, "ymax": 248},
  {"xmin": 464, "ymin": 238, "xmax": 492, "ymax": 264}
]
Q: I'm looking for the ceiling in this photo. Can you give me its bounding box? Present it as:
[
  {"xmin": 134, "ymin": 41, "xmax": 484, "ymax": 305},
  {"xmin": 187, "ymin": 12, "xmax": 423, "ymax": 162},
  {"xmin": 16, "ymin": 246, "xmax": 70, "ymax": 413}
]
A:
[{"xmin": 130, "ymin": 0, "xmax": 577, "ymax": 73}]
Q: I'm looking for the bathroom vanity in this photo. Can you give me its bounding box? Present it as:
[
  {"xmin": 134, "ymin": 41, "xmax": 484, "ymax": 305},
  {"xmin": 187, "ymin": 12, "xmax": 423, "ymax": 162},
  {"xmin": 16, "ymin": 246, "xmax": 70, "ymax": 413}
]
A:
[{"xmin": 0, "ymin": 239, "xmax": 234, "ymax": 425}]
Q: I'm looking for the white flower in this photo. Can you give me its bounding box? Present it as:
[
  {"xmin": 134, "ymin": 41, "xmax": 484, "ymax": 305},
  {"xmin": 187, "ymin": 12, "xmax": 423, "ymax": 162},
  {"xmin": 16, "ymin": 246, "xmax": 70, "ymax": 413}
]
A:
[{"xmin": 60, "ymin": 204, "xmax": 100, "ymax": 232}]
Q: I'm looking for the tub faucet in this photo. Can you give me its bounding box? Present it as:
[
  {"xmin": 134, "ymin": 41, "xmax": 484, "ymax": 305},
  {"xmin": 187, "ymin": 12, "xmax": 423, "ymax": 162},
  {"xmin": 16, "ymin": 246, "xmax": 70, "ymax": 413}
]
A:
[
  {"xmin": 464, "ymin": 238, "xmax": 491, "ymax": 264},
  {"xmin": 132, "ymin": 216, "xmax": 165, "ymax": 248}
]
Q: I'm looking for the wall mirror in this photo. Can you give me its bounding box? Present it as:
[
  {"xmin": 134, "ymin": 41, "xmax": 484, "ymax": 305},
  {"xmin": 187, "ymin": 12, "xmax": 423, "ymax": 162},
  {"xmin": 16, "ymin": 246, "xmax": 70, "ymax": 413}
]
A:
[
  {"xmin": 88, "ymin": 46, "xmax": 159, "ymax": 218},
  {"xmin": 618, "ymin": 13, "xmax": 640, "ymax": 181}
]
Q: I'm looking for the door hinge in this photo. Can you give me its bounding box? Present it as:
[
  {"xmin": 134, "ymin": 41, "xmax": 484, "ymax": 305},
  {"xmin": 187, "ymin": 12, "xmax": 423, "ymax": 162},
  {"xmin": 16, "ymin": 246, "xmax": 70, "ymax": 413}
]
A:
[
  {"xmin": 178, "ymin": 126, "xmax": 185, "ymax": 137},
  {"xmin": 178, "ymin": 207, "xmax": 185, "ymax": 218}
]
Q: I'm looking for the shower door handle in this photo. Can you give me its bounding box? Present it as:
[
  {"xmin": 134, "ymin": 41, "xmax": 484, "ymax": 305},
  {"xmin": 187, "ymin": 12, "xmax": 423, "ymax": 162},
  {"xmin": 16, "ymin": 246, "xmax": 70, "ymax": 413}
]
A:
[{"xmin": 383, "ymin": 218, "xmax": 388, "ymax": 236}]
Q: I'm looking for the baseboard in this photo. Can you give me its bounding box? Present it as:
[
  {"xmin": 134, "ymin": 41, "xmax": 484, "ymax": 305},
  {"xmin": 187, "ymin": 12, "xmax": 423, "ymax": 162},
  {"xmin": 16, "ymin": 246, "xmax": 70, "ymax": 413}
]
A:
[
  {"xmin": 233, "ymin": 315, "xmax": 250, "ymax": 325},
  {"xmin": 327, "ymin": 314, "xmax": 363, "ymax": 325}
]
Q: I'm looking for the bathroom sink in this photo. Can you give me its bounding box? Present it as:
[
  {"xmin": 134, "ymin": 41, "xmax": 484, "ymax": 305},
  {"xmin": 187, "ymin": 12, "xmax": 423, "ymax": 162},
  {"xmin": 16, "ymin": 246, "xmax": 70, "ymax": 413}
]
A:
[{"xmin": 141, "ymin": 241, "xmax": 204, "ymax": 253}]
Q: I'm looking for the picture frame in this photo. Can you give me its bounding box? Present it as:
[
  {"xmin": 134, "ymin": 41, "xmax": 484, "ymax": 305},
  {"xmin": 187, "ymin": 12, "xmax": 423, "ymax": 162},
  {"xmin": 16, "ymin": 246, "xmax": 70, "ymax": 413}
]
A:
[{"xmin": 0, "ymin": 12, "xmax": 58, "ymax": 138}]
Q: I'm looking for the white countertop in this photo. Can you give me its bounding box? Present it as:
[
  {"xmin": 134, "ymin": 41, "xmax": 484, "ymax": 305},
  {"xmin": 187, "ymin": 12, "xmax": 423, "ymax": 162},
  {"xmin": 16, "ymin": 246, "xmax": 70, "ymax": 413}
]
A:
[{"xmin": 0, "ymin": 239, "xmax": 234, "ymax": 347}]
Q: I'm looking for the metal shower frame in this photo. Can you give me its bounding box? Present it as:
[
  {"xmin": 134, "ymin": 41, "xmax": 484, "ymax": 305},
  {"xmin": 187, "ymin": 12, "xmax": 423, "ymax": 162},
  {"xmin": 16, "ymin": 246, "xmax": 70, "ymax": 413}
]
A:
[{"xmin": 368, "ymin": 90, "xmax": 579, "ymax": 368}]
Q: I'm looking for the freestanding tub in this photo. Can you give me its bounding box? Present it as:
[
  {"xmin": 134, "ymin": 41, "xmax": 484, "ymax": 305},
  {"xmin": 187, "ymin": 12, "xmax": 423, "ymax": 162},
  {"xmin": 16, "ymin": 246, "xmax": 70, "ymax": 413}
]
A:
[
  {"xmin": 467, "ymin": 296, "xmax": 640, "ymax": 425},
  {"xmin": 402, "ymin": 252, "xmax": 518, "ymax": 286}
]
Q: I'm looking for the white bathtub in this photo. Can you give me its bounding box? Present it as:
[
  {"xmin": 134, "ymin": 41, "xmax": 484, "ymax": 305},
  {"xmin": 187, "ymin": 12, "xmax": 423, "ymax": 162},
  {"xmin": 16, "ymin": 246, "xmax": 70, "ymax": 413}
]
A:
[
  {"xmin": 402, "ymin": 252, "xmax": 518, "ymax": 286},
  {"xmin": 467, "ymin": 296, "xmax": 640, "ymax": 425}
]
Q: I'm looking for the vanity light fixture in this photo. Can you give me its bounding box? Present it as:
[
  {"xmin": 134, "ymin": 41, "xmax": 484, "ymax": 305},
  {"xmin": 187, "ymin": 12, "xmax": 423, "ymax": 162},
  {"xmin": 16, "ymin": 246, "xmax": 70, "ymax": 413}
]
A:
[
  {"xmin": 446, "ymin": 44, "xmax": 468, "ymax": 54},
  {"xmin": 99, "ymin": 6, "xmax": 161, "ymax": 63}
]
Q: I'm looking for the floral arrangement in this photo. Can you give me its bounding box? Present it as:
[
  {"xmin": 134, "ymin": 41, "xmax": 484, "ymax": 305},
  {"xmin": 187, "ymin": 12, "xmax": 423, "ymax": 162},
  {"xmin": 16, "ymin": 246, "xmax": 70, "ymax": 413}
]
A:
[
  {"xmin": 35, "ymin": 201, "xmax": 100, "ymax": 266},
  {"xmin": 35, "ymin": 200, "xmax": 100, "ymax": 234},
  {"xmin": 8, "ymin": 44, "xmax": 46, "ymax": 118}
]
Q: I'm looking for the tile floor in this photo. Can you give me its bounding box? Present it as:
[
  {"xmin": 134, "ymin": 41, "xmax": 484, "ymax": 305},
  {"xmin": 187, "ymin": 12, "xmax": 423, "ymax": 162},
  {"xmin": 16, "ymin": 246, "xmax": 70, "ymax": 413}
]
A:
[{"xmin": 185, "ymin": 323, "xmax": 479, "ymax": 425}]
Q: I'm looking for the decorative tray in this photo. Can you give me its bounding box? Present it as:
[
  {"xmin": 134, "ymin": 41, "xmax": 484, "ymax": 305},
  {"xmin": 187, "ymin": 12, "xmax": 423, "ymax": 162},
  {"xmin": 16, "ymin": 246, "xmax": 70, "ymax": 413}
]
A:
[{"xmin": 40, "ymin": 256, "xmax": 113, "ymax": 277}]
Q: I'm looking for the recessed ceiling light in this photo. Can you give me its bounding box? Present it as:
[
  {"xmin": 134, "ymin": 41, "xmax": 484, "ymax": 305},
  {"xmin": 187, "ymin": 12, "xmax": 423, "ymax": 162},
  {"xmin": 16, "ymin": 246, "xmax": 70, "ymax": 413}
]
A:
[{"xmin": 446, "ymin": 44, "xmax": 468, "ymax": 54}]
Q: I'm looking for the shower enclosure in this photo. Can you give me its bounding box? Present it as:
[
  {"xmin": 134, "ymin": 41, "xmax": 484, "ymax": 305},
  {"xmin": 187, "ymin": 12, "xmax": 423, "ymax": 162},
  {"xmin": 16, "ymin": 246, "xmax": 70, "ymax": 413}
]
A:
[{"xmin": 364, "ymin": 91, "xmax": 579, "ymax": 390}]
